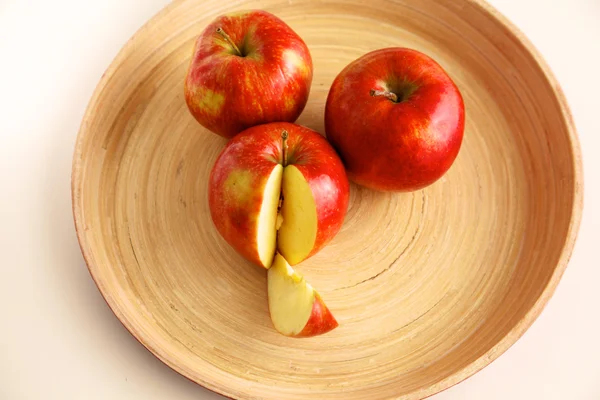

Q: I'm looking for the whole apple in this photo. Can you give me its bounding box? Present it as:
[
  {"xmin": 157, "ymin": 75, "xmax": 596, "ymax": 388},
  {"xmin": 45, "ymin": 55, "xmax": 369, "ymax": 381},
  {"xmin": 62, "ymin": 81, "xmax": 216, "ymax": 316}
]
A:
[
  {"xmin": 325, "ymin": 48, "xmax": 465, "ymax": 191},
  {"xmin": 185, "ymin": 10, "xmax": 313, "ymax": 138},
  {"xmin": 208, "ymin": 122, "xmax": 349, "ymax": 268}
]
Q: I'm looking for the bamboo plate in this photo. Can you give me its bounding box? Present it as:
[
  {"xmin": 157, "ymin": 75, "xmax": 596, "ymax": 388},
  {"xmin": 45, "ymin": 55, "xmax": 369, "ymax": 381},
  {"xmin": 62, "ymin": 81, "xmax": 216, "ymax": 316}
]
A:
[{"xmin": 72, "ymin": 0, "xmax": 583, "ymax": 399}]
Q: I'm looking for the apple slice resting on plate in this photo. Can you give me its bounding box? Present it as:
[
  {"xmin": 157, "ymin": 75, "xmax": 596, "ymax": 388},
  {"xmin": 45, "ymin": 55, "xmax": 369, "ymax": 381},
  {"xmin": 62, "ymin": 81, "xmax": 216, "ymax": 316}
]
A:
[{"xmin": 268, "ymin": 253, "xmax": 338, "ymax": 337}]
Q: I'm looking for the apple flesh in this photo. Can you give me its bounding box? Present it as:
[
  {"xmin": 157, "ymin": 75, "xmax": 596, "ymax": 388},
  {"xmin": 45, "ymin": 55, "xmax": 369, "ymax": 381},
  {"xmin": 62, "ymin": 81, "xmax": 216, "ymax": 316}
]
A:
[
  {"xmin": 185, "ymin": 10, "xmax": 313, "ymax": 138},
  {"xmin": 325, "ymin": 47, "xmax": 465, "ymax": 191},
  {"xmin": 208, "ymin": 122, "xmax": 349, "ymax": 268},
  {"xmin": 277, "ymin": 165, "xmax": 318, "ymax": 265},
  {"xmin": 268, "ymin": 253, "xmax": 338, "ymax": 337}
]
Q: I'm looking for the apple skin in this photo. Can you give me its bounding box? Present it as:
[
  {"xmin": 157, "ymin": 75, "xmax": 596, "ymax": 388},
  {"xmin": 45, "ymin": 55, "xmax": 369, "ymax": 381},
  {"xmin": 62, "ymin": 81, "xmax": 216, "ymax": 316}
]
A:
[
  {"xmin": 325, "ymin": 47, "xmax": 465, "ymax": 191},
  {"xmin": 185, "ymin": 10, "xmax": 313, "ymax": 139},
  {"xmin": 208, "ymin": 122, "xmax": 349, "ymax": 267},
  {"xmin": 295, "ymin": 292, "xmax": 338, "ymax": 338}
]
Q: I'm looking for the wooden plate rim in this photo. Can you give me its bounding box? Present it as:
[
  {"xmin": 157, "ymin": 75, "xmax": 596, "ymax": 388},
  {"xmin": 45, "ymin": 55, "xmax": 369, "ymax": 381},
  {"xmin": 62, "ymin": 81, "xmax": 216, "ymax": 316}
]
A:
[{"xmin": 71, "ymin": 0, "xmax": 584, "ymax": 398}]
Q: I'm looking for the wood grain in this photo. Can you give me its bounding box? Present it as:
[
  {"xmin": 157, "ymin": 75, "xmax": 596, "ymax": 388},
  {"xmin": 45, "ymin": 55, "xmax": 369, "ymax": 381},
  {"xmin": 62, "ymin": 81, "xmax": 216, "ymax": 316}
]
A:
[{"xmin": 71, "ymin": 0, "xmax": 583, "ymax": 399}]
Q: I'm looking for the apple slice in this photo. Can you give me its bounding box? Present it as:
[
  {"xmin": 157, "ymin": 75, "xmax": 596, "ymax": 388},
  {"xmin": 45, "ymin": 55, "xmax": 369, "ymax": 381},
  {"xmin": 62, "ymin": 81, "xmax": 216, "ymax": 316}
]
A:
[
  {"xmin": 268, "ymin": 253, "xmax": 338, "ymax": 337},
  {"xmin": 277, "ymin": 165, "xmax": 318, "ymax": 265}
]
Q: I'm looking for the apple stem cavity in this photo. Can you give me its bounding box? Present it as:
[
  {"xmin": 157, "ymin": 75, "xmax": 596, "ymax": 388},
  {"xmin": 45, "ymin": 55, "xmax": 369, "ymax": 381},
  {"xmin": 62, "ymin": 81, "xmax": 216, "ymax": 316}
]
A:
[
  {"xmin": 281, "ymin": 130, "xmax": 289, "ymax": 167},
  {"xmin": 216, "ymin": 27, "xmax": 242, "ymax": 57},
  {"xmin": 370, "ymin": 89, "xmax": 399, "ymax": 103}
]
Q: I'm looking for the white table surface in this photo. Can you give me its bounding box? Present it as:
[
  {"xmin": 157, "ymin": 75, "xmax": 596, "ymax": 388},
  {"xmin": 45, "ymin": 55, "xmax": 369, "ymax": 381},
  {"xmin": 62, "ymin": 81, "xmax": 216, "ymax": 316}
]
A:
[{"xmin": 1, "ymin": 0, "xmax": 599, "ymax": 399}]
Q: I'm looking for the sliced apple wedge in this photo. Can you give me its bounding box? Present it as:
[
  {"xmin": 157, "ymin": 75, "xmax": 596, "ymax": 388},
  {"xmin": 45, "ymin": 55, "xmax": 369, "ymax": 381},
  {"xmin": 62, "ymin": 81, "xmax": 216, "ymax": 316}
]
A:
[
  {"xmin": 268, "ymin": 253, "xmax": 338, "ymax": 337},
  {"xmin": 277, "ymin": 165, "xmax": 318, "ymax": 265}
]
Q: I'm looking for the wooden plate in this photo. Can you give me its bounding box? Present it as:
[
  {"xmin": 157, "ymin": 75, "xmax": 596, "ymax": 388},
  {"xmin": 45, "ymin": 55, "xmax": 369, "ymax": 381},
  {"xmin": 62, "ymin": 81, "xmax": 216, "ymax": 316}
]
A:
[{"xmin": 72, "ymin": 0, "xmax": 583, "ymax": 398}]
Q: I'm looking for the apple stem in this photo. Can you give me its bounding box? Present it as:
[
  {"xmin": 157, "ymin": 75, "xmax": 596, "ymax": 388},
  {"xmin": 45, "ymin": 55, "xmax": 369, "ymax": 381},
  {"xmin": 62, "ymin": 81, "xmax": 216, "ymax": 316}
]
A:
[
  {"xmin": 370, "ymin": 89, "xmax": 399, "ymax": 103},
  {"xmin": 216, "ymin": 27, "xmax": 242, "ymax": 56},
  {"xmin": 281, "ymin": 130, "xmax": 289, "ymax": 167}
]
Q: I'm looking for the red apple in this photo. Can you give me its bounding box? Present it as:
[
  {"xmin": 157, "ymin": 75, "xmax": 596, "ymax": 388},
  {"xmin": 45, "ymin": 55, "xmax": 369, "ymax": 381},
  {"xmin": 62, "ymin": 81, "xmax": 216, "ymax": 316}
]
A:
[
  {"xmin": 185, "ymin": 10, "xmax": 313, "ymax": 139},
  {"xmin": 325, "ymin": 47, "xmax": 465, "ymax": 191},
  {"xmin": 208, "ymin": 122, "xmax": 349, "ymax": 268},
  {"xmin": 268, "ymin": 253, "xmax": 338, "ymax": 337}
]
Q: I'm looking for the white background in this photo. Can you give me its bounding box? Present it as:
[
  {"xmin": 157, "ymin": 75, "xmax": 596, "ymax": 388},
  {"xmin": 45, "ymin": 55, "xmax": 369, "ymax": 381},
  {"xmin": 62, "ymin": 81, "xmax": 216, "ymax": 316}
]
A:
[{"xmin": 1, "ymin": 0, "xmax": 598, "ymax": 399}]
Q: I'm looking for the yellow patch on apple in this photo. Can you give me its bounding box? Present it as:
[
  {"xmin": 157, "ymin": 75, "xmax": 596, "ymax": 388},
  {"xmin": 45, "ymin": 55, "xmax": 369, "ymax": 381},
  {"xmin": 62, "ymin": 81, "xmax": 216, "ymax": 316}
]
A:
[
  {"xmin": 284, "ymin": 97, "xmax": 296, "ymax": 112},
  {"xmin": 195, "ymin": 87, "xmax": 225, "ymax": 116},
  {"xmin": 283, "ymin": 49, "xmax": 310, "ymax": 77},
  {"xmin": 223, "ymin": 169, "xmax": 254, "ymax": 205}
]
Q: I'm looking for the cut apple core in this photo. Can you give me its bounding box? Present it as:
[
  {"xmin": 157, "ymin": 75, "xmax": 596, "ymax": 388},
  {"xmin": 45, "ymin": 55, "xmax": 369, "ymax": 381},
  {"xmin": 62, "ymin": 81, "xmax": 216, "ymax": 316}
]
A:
[
  {"xmin": 268, "ymin": 254, "xmax": 315, "ymax": 335},
  {"xmin": 256, "ymin": 164, "xmax": 283, "ymax": 268},
  {"xmin": 277, "ymin": 165, "xmax": 318, "ymax": 265}
]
